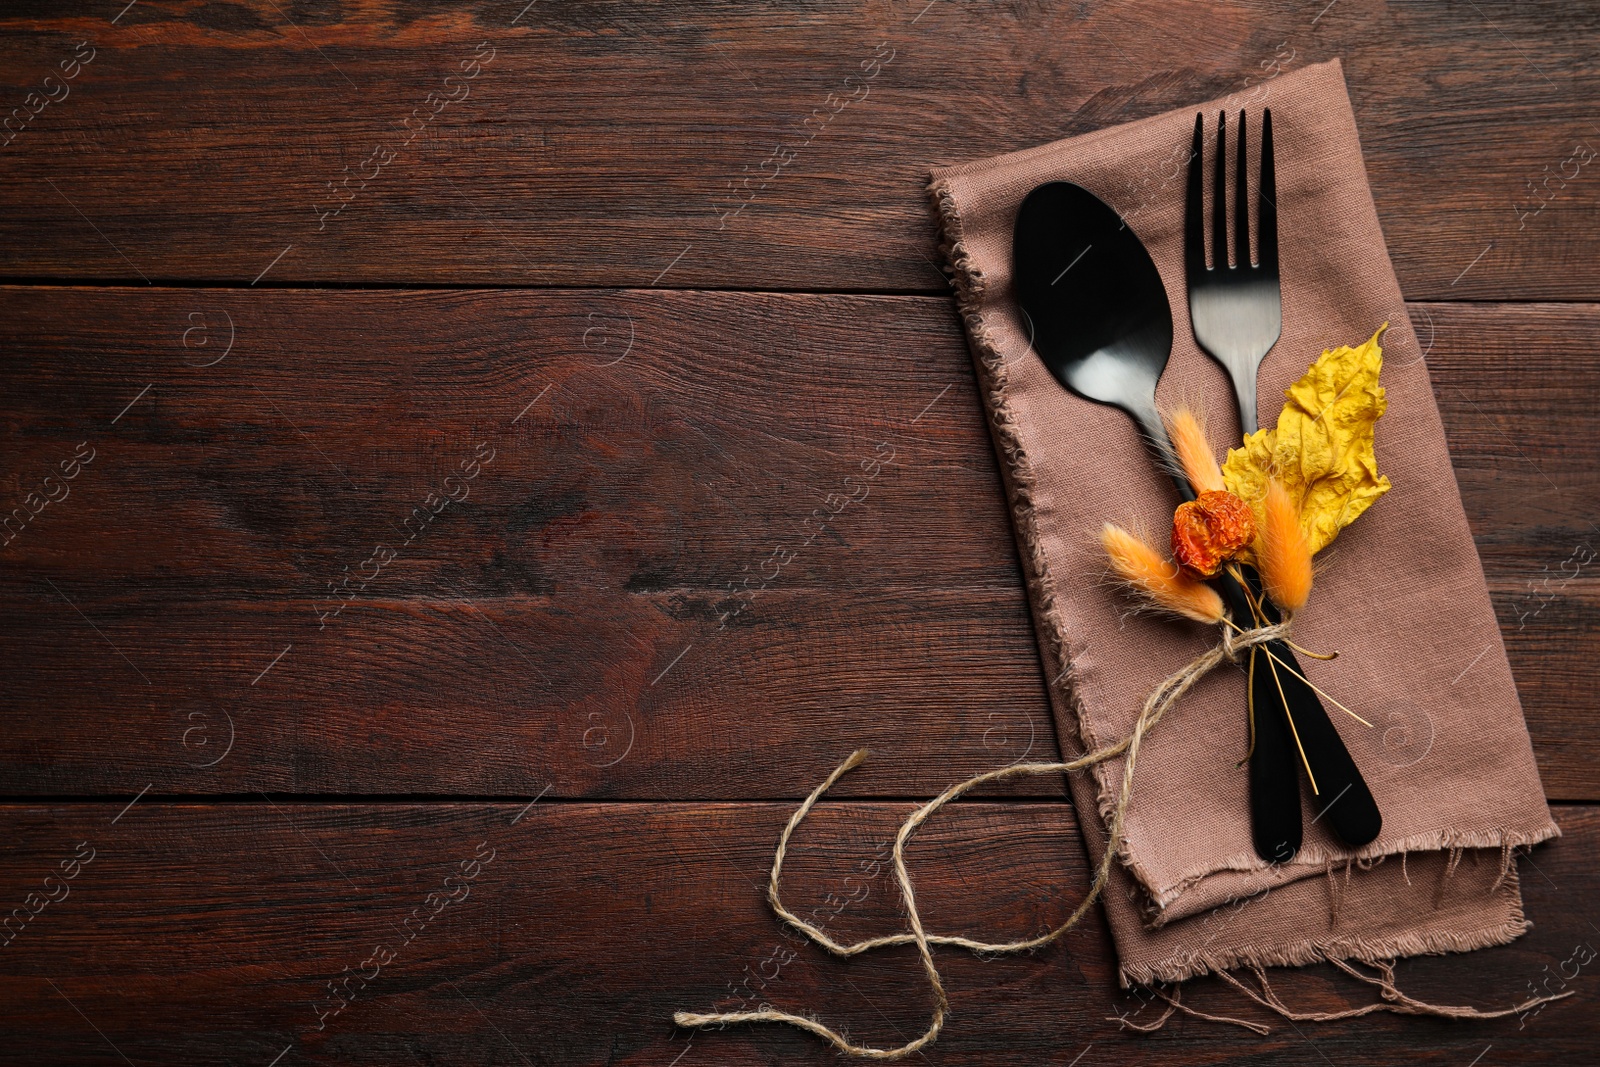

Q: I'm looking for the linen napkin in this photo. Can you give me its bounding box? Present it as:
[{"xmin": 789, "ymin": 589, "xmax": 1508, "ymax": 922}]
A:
[{"xmin": 929, "ymin": 59, "xmax": 1556, "ymax": 984}]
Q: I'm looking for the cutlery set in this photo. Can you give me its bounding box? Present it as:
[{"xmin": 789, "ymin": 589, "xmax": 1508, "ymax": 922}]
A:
[{"xmin": 1013, "ymin": 109, "xmax": 1381, "ymax": 862}]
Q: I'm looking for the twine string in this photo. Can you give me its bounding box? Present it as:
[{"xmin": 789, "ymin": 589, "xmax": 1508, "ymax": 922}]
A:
[
  {"xmin": 674, "ymin": 616, "xmax": 1569, "ymax": 1057},
  {"xmin": 674, "ymin": 620, "xmax": 1288, "ymax": 1058}
]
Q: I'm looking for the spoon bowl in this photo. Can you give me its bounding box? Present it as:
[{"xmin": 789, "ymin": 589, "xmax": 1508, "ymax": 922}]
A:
[{"xmin": 1013, "ymin": 181, "xmax": 1176, "ymax": 458}]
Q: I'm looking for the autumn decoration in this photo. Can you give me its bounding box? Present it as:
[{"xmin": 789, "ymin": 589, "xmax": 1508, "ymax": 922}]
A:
[
  {"xmin": 1103, "ymin": 324, "xmax": 1390, "ymax": 625},
  {"xmin": 1097, "ymin": 325, "xmax": 1392, "ymax": 771}
]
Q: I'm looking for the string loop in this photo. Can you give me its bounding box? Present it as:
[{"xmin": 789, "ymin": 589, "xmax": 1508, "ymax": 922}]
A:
[{"xmin": 675, "ymin": 621, "xmax": 1285, "ymax": 1056}]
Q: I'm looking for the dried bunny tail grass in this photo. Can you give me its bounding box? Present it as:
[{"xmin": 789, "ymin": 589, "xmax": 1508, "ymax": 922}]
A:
[
  {"xmin": 1101, "ymin": 523, "xmax": 1225, "ymax": 624},
  {"xmin": 1165, "ymin": 405, "xmax": 1226, "ymax": 495},
  {"xmin": 1259, "ymin": 478, "xmax": 1314, "ymax": 614}
]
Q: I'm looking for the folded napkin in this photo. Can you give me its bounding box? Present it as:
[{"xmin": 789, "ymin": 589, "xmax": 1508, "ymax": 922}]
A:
[{"xmin": 930, "ymin": 59, "xmax": 1557, "ymax": 985}]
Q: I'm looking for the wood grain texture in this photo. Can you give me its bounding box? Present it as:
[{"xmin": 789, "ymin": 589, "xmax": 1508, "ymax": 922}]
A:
[
  {"xmin": 0, "ymin": 800, "xmax": 1595, "ymax": 1066},
  {"xmin": 0, "ymin": 286, "xmax": 1058, "ymax": 799},
  {"xmin": 1419, "ymin": 302, "xmax": 1600, "ymax": 798},
  {"xmin": 0, "ymin": 1, "xmax": 1595, "ymax": 297},
  {"xmin": 0, "ymin": 291, "xmax": 1594, "ymax": 798},
  {"xmin": 1, "ymin": 5, "xmax": 1594, "ymax": 1063}
]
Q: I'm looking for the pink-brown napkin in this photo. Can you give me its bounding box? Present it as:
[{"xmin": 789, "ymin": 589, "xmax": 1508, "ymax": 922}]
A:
[{"xmin": 930, "ymin": 59, "xmax": 1556, "ymax": 983}]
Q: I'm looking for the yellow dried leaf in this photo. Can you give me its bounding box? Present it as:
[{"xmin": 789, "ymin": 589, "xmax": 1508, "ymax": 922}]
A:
[{"xmin": 1222, "ymin": 324, "xmax": 1392, "ymax": 559}]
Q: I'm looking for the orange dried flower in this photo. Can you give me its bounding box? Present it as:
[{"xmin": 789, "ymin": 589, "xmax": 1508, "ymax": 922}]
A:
[
  {"xmin": 1259, "ymin": 477, "xmax": 1314, "ymax": 614},
  {"xmin": 1101, "ymin": 523, "xmax": 1225, "ymax": 624},
  {"xmin": 1166, "ymin": 406, "xmax": 1226, "ymax": 495},
  {"xmin": 1171, "ymin": 490, "xmax": 1256, "ymax": 579}
]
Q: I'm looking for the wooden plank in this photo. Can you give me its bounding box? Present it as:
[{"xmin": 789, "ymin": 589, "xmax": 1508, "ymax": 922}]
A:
[
  {"xmin": 0, "ymin": 2, "xmax": 1595, "ymax": 297},
  {"xmin": 0, "ymin": 799, "xmax": 1595, "ymax": 1065},
  {"xmin": 0, "ymin": 292, "xmax": 1594, "ymax": 798},
  {"xmin": 0, "ymin": 288, "xmax": 1006, "ymax": 597},
  {"xmin": 1418, "ymin": 302, "xmax": 1600, "ymax": 799},
  {"xmin": 0, "ymin": 590, "xmax": 1055, "ymax": 798},
  {"xmin": 0, "ymin": 286, "xmax": 1059, "ymax": 799}
]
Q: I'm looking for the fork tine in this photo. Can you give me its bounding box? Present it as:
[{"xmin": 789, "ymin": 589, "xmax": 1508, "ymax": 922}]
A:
[
  {"xmin": 1185, "ymin": 113, "xmax": 1206, "ymax": 280},
  {"xmin": 1259, "ymin": 108, "xmax": 1278, "ymax": 272},
  {"xmin": 1235, "ymin": 111, "xmax": 1252, "ymax": 269},
  {"xmin": 1213, "ymin": 111, "xmax": 1228, "ymax": 268}
]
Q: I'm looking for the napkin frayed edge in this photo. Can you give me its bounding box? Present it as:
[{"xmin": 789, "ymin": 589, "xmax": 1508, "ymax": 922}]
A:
[
  {"xmin": 1120, "ymin": 862, "xmax": 1529, "ymax": 987},
  {"xmin": 1145, "ymin": 824, "xmax": 1559, "ymax": 927},
  {"xmin": 925, "ymin": 174, "xmax": 1125, "ymax": 855},
  {"xmin": 926, "ymin": 175, "xmax": 1558, "ymax": 926}
]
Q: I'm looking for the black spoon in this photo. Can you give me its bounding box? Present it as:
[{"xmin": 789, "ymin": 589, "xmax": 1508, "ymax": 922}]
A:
[{"xmin": 1012, "ymin": 180, "xmax": 1306, "ymax": 863}]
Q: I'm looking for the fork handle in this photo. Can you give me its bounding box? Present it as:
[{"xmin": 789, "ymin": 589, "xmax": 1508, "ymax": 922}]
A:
[{"xmin": 1235, "ymin": 372, "xmax": 1259, "ymax": 437}]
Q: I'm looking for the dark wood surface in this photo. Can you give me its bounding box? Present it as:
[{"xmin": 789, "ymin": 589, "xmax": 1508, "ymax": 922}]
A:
[
  {"xmin": 1, "ymin": 2, "xmax": 1595, "ymax": 1064},
  {"xmin": 0, "ymin": 293, "xmax": 1595, "ymax": 799},
  {"xmin": 1, "ymin": 801, "xmax": 1596, "ymax": 1066},
  {"xmin": 0, "ymin": 1, "xmax": 1596, "ymax": 299}
]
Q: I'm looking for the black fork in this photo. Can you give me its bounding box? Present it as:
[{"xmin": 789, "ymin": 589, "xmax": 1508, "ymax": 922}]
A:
[
  {"xmin": 1184, "ymin": 109, "xmax": 1382, "ymax": 856},
  {"xmin": 1187, "ymin": 110, "xmax": 1282, "ymax": 435}
]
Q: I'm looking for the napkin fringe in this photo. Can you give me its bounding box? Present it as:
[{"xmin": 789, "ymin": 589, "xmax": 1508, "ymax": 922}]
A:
[
  {"xmin": 1145, "ymin": 949, "xmax": 1574, "ymax": 1033},
  {"xmin": 1118, "ymin": 858, "xmax": 1530, "ymax": 988},
  {"xmin": 1115, "ymin": 876, "xmax": 1571, "ymax": 1032},
  {"xmin": 1143, "ymin": 823, "xmax": 1560, "ymax": 927}
]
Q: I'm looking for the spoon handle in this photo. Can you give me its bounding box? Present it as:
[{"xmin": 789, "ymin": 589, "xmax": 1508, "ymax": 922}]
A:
[
  {"xmin": 1247, "ymin": 644, "xmax": 1304, "ymax": 862},
  {"xmin": 1206, "ymin": 571, "xmax": 1303, "ymax": 862}
]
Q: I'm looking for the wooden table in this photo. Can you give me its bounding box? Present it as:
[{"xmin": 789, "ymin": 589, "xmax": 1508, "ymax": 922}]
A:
[{"xmin": 2, "ymin": 3, "xmax": 1596, "ymax": 1063}]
